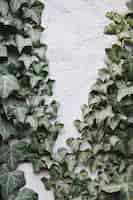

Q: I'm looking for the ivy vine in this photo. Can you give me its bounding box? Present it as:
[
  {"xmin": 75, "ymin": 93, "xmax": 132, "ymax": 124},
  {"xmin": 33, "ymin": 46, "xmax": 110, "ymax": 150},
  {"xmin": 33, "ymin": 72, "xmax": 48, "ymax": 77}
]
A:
[{"xmin": 1, "ymin": 1, "xmax": 133, "ymax": 200}]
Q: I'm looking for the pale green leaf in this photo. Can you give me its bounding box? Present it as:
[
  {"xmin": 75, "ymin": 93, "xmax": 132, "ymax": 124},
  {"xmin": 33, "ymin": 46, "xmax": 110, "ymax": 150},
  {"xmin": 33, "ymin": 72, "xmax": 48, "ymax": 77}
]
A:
[{"xmin": 0, "ymin": 74, "xmax": 19, "ymax": 98}]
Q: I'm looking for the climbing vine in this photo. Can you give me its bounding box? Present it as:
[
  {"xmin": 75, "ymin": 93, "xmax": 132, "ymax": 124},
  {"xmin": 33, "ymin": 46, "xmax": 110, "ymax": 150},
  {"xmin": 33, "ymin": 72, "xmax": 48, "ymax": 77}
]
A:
[
  {"xmin": 0, "ymin": 0, "xmax": 63, "ymax": 199},
  {"xmin": 0, "ymin": 0, "xmax": 133, "ymax": 200}
]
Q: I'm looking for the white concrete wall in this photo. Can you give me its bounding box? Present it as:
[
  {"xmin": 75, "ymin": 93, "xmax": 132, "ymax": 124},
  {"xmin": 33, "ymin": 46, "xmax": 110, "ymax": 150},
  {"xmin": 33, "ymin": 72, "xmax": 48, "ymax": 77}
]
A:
[{"xmin": 19, "ymin": 1, "xmax": 127, "ymax": 199}]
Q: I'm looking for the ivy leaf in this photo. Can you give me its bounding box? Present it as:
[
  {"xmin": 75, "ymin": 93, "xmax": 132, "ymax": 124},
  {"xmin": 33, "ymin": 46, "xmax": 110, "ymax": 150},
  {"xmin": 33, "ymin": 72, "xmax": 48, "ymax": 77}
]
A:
[
  {"xmin": 0, "ymin": 170, "xmax": 25, "ymax": 200},
  {"xmin": 8, "ymin": 140, "xmax": 32, "ymax": 170},
  {"xmin": 41, "ymin": 177, "xmax": 54, "ymax": 191},
  {"xmin": 14, "ymin": 188, "xmax": 38, "ymax": 200},
  {"xmin": 104, "ymin": 23, "xmax": 123, "ymax": 34},
  {"xmin": 0, "ymin": 0, "xmax": 9, "ymax": 17},
  {"xmin": 33, "ymin": 45, "xmax": 47, "ymax": 60},
  {"xmin": 65, "ymin": 154, "xmax": 77, "ymax": 172},
  {"xmin": 22, "ymin": 1, "xmax": 44, "ymax": 24},
  {"xmin": 101, "ymin": 184, "xmax": 121, "ymax": 193},
  {"xmin": 13, "ymin": 107, "xmax": 27, "ymax": 124},
  {"xmin": 67, "ymin": 138, "xmax": 81, "ymax": 153},
  {"xmin": 32, "ymin": 156, "xmax": 53, "ymax": 173},
  {"xmin": 0, "ymin": 74, "xmax": 19, "ymax": 98},
  {"xmin": 95, "ymin": 105, "xmax": 114, "ymax": 124},
  {"xmin": 22, "ymin": 7, "xmax": 40, "ymax": 24},
  {"xmin": 26, "ymin": 115, "xmax": 38, "ymax": 131},
  {"xmin": 117, "ymin": 85, "xmax": 133, "ymax": 102},
  {"xmin": 16, "ymin": 35, "xmax": 32, "ymax": 53},
  {"xmin": 106, "ymin": 11, "xmax": 123, "ymax": 24},
  {"xmin": 0, "ymin": 116, "xmax": 17, "ymax": 141},
  {"xmin": 40, "ymin": 79, "xmax": 55, "ymax": 96},
  {"xmin": 123, "ymin": 58, "xmax": 133, "ymax": 81},
  {"xmin": 19, "ymin": 54, "xmax": 39, "ymax": 69},
  {"xmin": 9, "ymin": 193, "xmax": 18, "ymax": 200},
  {"xmin": 54, "ymin": 148, "xmax": 68, "ymax": 163},
  {"xmin": 0, "ymin": 141, "xmax": 33, "ymax": 170},
  {"xmin": 29, "ymin": 74, "xmax": 42, "ymax": 88},
  {"xmin": 3, "ymin": 98, "xmax": 28, "ymax": 124},
  {"xmin": 10, "ymin": 0, "xmax": 28, "ymax": 13},
  {"xmin": 0, "ymin": 144, "xmax": 9, "ymax": 164},
  {"xmin": 105, "ymin": 44, "xmax": 128, "ymax": 64},
  {"xmin": 24, "ymin": 24, "xmax": 43, "ymax": 45},
  {"xmin": 91, "ymin": 80, "xmax": 114, "ymax": 94},
  {"xmin": 0, "ymin": 45, "xmax": 7, "ymax": 61}
]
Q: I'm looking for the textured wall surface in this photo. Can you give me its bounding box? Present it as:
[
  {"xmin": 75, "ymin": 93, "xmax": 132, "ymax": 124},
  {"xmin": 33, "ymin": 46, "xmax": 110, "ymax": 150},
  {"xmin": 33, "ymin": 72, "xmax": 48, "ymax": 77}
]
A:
[{"xmin": 19, "ymin": 0, "xmax": 127, "ymax": 199}]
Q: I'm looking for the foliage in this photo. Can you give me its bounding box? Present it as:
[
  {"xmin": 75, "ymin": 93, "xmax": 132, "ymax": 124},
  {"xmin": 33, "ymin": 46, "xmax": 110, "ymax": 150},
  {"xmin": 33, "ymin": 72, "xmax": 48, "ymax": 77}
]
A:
[{"xmin": 0, "ymin": 0, "xmax": 63, "ymax": 199}]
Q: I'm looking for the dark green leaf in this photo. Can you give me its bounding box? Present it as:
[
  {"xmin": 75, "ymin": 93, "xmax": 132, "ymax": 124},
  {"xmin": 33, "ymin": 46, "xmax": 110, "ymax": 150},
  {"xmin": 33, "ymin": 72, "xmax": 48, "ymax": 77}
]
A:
[
  {"xmin": 16, "ymin": 35, "xmax": 32, "ymax": 53},
  {"xmin": 0, "ymin": 116, "xmax": 17, "ymax": 141},
  {"xmin": 10, "ymin": 0, "xmax": 28, "ymax": 13},
  {"xmin": 14, "ymin": 188, "xmax": 38, "ymax": 200},
  {"xmin": 0, "ymin": 170, "xmax": 25, "ymax": 200}
]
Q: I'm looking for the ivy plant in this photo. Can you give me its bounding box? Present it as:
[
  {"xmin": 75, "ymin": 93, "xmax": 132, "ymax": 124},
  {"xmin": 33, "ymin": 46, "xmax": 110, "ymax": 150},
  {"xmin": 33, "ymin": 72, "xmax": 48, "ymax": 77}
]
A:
[
  {"xmin": 0, "ymin": 0, "xmax": 63, "ymax": 199},
  {"xmin": 1, "ymin": 0, "xmax": 133, "ymax": 200}
]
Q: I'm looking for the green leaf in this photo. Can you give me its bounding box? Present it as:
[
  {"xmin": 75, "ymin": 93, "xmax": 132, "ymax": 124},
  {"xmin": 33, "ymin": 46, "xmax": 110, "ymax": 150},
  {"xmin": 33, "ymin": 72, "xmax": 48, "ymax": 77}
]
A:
[
  {"xmin": 46, "ymin": 79, "xmax": 55, "ymax": 96},
  {"xmin": 91, "ymin": 79, "xmax": 114, "ymax": 94},
  {"xmin": 105, "ymin": 44, "xmax": 127, "ymax": 64},
  {"xmin": 0, "ymin": 74, "xmax": 19, "ymax": 98},
  {"xmin": 19, "ymin": 54, "xmax": 39, "ymax": 69},
  {"xmin": 0, "ymin": 116, "xmax": 17, "ymax": 141},
  {"xmin": 10, "ymin": 0, "xmax": 28, "ymax": 13},
  {"xmin": 16, "ymin": 35, "xmax": 32, "ymax": 53},
  {"xmin": 104, "ymin": 23, "xmax": 122, "ymax": 34},
  {"xmin": 41, "ymin": 177, "xmax": 54, "ymax": 191},
  {"xmin": 29, "ymin": 74, "xmax": 42, "ymax": 88},
  {"xmin": 123, "ymin": 58, "xmax": 133, "ymax": 81},
  {"xmin": 101, "ymin": 184, "xmax": 121, "ymax": 193},
  {"xmin": 0, "ymin": 170, "xmax": 25, "ymax": 200},
  {"xmin": 32, "ymin": 156, "xmax": 53, "ymax": 172},
  {"xmin": 33, "ymin": 45, "xmax": 47, "ymax": 60},
  {"xmin": 22, "ymin": 1, "xmax": 44, "ymax": 24},
  {"xmin": 24, "ymin": 24, "xmax": 42, "ymax": 45},
  {"xmin": 128, "ymin": 138, "xmax": 133, "ymax": 154},
  {"xmin": 54, "ymin": 148, "xmax": 68, "ymax": 163},
  {"xmin": 22, "ymin": 7, "xmax": 41, "ymax": 24},
  {"xmin": 14, "ymin": 188, "xmax": 38, "ymax": 200},
  {"xmin": 110, "ymin": 135, "xmax": 120, "ymax": 146},
  {"xmin": 95, "ymin": 105, "xmax": 114, "ymax": 124},
  {"xmin": 3, "ymin": 98, "xmax": 28, "ymax": 124},
  {"xmin": 8, "ymin": 140, "xmax": 31, "ymax": 170},
  {"xmin": 0, "ymin": 144, "xmax": 9, "ymax": 164},
  {"xmin": 32, "ymin": 61, "xmax": 48, "ymax": 75},
  {"xmin": 26, "ymin": 115, "xmax": 38, "ymax": 131},
  {"xmin": 65, "ymin": 154, "xmax": 77, "ymax": 172},
  {"xmin": 106, "ymin": 11, "xmax": 123, "ymax": 24},
  {"xmin": 0, "ymin": 0, "xmax": 9, "ymax": 16},
  {"xmin": 0, "ymin": 45, "xmax": 7, "ymax": 60},
  {"xmin": 117, "ymin": 85, "xmax": 133, "ymax": 102},
  {"xmin": 66, "ymin": 137, "xmax": 81, "ymax": 152}
]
